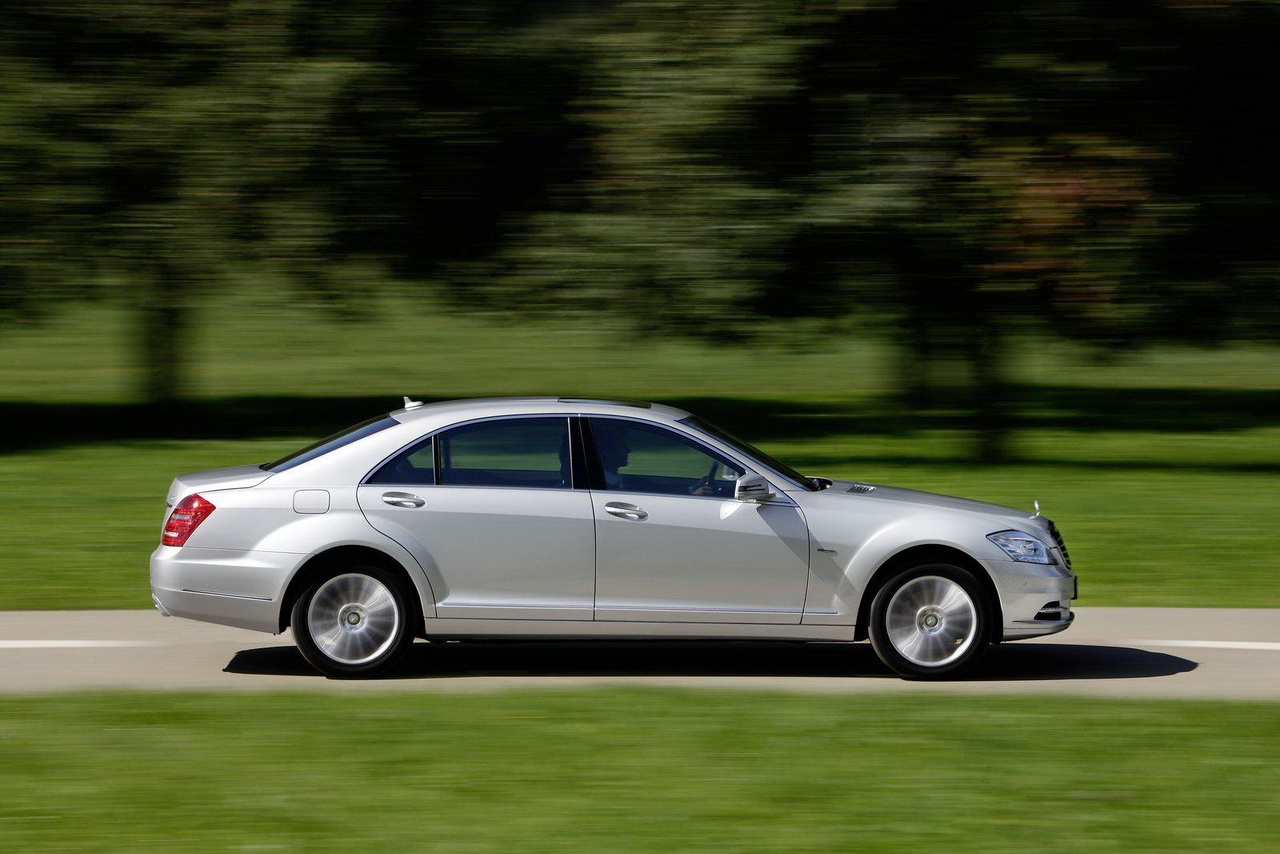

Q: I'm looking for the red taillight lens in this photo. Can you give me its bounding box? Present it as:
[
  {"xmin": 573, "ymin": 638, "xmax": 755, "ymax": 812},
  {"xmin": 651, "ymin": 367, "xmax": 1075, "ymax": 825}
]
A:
[{"xmin": 163, "ymin": 494, "xmax": 216, "ymax": 547}]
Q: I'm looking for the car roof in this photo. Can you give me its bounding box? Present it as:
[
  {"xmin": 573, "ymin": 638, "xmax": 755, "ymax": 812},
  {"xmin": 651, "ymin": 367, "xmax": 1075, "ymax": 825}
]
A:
[{"xmin": 389, "ymin": 396, "xmax": 693, "ymax": 425}]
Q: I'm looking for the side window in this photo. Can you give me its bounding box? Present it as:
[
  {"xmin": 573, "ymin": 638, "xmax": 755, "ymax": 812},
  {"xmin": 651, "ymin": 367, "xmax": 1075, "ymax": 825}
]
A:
[
  {"xmin": 438, "ymin": 417, "xmax": 572, "ymax": 489},
  {"xmin": 588, "ymin": 419, "xmax": 743, "ymax": 497},
  {"xmin": 367, "ymin": 437, "xmax": 434, "ymax": 485}
]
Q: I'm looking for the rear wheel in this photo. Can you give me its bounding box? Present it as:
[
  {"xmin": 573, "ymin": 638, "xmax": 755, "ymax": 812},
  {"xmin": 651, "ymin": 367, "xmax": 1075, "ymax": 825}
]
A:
[
  {"xmin": 868, "ymin": 563, "xmax": 990, "ymax": 679},
  {"xmin": 292, "ymin": 565, "xmax": 415, "ymax": 677}
]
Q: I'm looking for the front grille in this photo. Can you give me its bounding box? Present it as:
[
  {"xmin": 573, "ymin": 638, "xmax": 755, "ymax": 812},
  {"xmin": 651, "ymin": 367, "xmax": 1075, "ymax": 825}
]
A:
[{"xmin": 1046, "ymin": 519, "xmax": 1072, "ymax": 571}]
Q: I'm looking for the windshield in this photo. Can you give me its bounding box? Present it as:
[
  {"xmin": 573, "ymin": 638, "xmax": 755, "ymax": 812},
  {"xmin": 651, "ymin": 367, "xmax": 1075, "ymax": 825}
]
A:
[
  {"xmin": 261, "ymin": 415, "xmax": 399, "ymax": 473},
  {"xmin": 679, "ymin": 416, "xmax": 818, "ymax": 491}
]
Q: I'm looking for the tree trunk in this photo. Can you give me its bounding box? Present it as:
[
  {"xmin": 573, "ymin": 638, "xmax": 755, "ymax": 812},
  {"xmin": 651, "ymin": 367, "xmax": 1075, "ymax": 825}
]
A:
[
  {"xmin": 897, "ymin": 296, "xmax": 933, "ymax": 411},
  {"xmin": 968, "ymin": 310, "xmax": 1009, "ymax": 462},
  {"xmin": 138, "ymin": 262, "xmax": 188, "ymax": 406}
]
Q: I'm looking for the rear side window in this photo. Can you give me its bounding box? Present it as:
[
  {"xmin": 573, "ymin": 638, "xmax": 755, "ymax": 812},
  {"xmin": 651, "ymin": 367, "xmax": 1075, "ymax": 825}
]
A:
[
  {"xmin": 262, "ymin": 416, "xmax": 399, "ymax": 473},
  {"xmin": 438, "ymin": 417, "xmax": 571, "ymax": 489},
  {"xmin": 367, "ymin": 437, "xmax": 434, "ymax": 484}
]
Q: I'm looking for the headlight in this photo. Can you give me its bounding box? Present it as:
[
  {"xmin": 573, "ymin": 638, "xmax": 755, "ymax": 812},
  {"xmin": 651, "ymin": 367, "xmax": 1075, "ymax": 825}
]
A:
[{"xmin": 987, "ymin": 530, "xmax": 1057, "ymax": 564}]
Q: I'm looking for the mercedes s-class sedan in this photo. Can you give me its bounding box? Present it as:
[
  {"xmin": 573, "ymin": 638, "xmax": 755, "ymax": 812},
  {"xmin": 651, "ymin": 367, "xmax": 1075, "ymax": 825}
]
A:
[{"xmin": 151, "ymin": 397, "xmax": 1077, "ymax": 679}]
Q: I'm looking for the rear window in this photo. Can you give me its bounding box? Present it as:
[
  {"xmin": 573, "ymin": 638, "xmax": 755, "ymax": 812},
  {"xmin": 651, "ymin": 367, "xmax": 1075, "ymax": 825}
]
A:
[{"xmin": 262, "ymin": 415, "xmax": 399, "ymax": 473}]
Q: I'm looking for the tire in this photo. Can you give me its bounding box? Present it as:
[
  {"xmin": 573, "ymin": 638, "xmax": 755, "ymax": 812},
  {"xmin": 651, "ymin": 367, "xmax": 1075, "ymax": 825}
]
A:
[
  {"xmin": 292, "ymin": 564, "xmax": 415, "ymax": 678},
  {"xmin": 868, "ymin": 562, "xmax": 990, "ymax": 679}
]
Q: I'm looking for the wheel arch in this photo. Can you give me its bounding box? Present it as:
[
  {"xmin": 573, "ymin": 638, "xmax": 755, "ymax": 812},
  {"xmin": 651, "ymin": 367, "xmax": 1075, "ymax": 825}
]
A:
[
  {"xmin": 853, "ymin": 543, "xmax": 1003, "ymax": 642},
  {"xmin": 278, "ymin": 545, "xmax": 425, "ymax": 637}
]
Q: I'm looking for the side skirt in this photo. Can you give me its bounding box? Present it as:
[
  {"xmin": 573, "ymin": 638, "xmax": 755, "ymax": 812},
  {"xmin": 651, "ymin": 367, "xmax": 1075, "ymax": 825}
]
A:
[{"xmin": 423, "ymin": 617, "xmax": 855, "ymax": 643}]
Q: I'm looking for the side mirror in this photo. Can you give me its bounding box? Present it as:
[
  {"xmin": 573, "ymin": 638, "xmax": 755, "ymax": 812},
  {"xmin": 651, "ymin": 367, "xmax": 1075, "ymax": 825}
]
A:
[{"xmin": 734, "ymin": 472, "xmax": 775, "ymax": 503}]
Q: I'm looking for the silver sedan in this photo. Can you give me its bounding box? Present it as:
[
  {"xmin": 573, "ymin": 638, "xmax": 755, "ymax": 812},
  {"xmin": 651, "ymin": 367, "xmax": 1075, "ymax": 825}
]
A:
[{"xmin": 151, "ymin": 397, "xmax": 1077, "ymax": 679}]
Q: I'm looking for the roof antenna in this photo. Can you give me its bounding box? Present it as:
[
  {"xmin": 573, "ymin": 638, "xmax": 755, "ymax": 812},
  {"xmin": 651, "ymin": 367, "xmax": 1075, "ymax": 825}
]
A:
[{"xmin": 402, "ymin": 396, "xmax": 424, "ymax": 410}]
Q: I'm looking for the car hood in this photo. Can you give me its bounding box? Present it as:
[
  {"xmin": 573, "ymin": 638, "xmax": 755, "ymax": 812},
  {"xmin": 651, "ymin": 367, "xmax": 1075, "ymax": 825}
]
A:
[
  {"xmin": 167, "ymin": 464, "xmax": 273, "ymax": 505},
  {"xmin": 819, "ymin": 479, "xmax": 1042, "ymax": 528}
]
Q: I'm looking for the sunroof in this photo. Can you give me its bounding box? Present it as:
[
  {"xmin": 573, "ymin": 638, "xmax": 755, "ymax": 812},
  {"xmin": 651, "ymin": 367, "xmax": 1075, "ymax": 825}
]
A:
[{"xmin": 557, "ymin": 397, "xmax": 653, "ymax": 409}]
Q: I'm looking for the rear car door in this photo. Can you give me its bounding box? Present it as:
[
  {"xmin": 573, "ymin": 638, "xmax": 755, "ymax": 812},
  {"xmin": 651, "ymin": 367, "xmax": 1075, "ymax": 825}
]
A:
[{"xmin": 357, "ymin": 416, "xmax": 595, "ymax": 620}]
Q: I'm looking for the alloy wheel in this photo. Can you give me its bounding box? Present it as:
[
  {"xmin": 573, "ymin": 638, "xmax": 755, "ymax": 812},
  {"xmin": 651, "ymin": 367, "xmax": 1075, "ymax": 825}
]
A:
[{"xmin": 884, "ymin": 574, "xmax": 978, "ymax": 668}]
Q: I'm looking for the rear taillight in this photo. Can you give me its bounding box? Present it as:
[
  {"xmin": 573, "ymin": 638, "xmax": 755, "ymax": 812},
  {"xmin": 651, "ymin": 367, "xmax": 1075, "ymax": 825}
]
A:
[{"xmin": 163, "ymin": 494, "xmax": 216, "ymax": 547}]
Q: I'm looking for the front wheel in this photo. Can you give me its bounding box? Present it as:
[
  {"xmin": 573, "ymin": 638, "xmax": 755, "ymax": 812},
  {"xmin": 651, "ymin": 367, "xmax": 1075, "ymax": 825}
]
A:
[
  {"xmin": 868, "ymin": 563, "xmax": 990, "ymax": 679},
  {"xmin": 292, "ymin": 565, "xmax": 415, "ymax": 678}
]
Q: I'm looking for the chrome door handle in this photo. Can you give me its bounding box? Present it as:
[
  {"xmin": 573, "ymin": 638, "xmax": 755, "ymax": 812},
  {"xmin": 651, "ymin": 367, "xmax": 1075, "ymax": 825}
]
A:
[
  {"xmin": 604, "ymin": 502, "xmax": 648, "ymax": 521},
  {"xmin": 381, "ymin": 492, "xmax": 425, "ymax": 509}
]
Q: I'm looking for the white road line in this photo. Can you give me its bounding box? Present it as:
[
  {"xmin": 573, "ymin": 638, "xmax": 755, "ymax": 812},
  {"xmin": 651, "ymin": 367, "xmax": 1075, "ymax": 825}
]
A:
[
  {"xmin": 0, "ymin": 640, "xmax": 158, "ymax": 650},
  {"xmin": 1130, "ymin": 640, "xmax": 1280, "ymax": 652}
]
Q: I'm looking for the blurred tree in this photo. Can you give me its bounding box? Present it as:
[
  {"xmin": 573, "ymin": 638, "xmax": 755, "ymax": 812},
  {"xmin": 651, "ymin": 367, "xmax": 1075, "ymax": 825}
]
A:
[
  {"xmin": 2, "ymin": 0, "xmax": 1276, "ymax": 439},
  {"xmin": 0, "ymin": 47, "xmax": 101, "ymax": 327},
  {"xmin": 0, "ymin": 2, "xmax": 315, "ymax": 403},
  {"xmin": 493, "ymin": 0, "xmax": 1280, "ymax": 460},
  {"xmin": 0, "ymin": 0, "xmax": 592, "ymax": 403}
]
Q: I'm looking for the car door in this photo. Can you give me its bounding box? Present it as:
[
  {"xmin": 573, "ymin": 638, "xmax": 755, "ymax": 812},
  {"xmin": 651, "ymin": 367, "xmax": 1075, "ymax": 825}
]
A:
[
  {"xmin": 356, "ymin": 416, "xmax": 595, "ymax": 620},
  {"xmin": 585, "ymin": 417, "xmax": 810, "ymax": 624}
]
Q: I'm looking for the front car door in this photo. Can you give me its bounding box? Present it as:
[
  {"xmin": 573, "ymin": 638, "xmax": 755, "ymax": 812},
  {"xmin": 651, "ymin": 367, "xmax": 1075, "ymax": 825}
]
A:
[
  {"xmin": 585, "ymin": 417, "xmax": 810, "ymax": 624},
  {"xmin": 357, "ymin": 415, "xmax": 595, "ymax": 620}
]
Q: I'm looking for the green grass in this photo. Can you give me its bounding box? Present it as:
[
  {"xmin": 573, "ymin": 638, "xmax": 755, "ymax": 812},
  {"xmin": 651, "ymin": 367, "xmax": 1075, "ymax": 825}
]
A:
[
  {"xmin": 1, "ymin": 298, "xmax": 1277, "ymax": 609},
  {"xmin": 0, "ymin": 440, "xmax": 295, "ymax": 610},
  {"xmin": 0, "ymin": 689, "xmax": 1276, "ymax": 851},
  {"xmin": 2, "ymin": 298, "xmax": 1277, "ymax": 405}
]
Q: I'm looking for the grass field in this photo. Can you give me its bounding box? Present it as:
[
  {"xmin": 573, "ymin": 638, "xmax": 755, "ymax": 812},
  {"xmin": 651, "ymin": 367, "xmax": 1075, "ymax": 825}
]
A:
[
  {"xmin": 2, "ymin": 300, "xmax": 1278, "ymax": 404},
  {"xmin": 1, "ymin": 298, "xmax": 1277, "ymax": 610},
  {"xmin": 0, "ymin": 689, "xmax": 1276, "ymax": 851}
]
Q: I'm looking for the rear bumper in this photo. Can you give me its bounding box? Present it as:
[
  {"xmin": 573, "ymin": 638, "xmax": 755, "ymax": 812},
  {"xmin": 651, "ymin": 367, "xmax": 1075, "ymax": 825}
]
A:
[{"xmin": 150, "ymin": 545, "xmax": 299, "ymax": 634}]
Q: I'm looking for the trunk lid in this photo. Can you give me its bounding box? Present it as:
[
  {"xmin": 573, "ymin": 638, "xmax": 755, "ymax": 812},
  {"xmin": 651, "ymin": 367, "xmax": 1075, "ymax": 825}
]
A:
[{"xmin": 165, "ymin": 464, "xmax": 273, "ymax": 506}]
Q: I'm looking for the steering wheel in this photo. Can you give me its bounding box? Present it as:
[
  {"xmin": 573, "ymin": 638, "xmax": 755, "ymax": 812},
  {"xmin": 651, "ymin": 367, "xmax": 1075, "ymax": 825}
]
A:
[{"xmin": 689, "ymin": 459, "xmax": 721, "ymax": 496}]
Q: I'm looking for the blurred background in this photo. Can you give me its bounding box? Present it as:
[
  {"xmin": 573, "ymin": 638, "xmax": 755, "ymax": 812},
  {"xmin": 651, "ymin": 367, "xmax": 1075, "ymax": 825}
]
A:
[
  {"xmin": 3, "ymin": 3, "xmax": 1280, "ymax": 850},
  {"xmin": 1, "ymin": 0, "xmax": 1278, "ymax": 608}
]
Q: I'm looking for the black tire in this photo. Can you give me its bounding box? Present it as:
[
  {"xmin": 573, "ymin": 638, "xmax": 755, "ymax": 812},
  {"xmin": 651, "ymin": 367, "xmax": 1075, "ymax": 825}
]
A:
[
  {"xmin": 292, "ymin": 563, "xmax": 416, "ymax": 678},
  {"xmin": 868, "ymin": 562, "xmax": 990, "ymax": 679}
]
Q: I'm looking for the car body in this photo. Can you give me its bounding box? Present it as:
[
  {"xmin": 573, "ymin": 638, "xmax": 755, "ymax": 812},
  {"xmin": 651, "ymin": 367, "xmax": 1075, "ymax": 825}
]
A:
[{"xmin": 150, "ymin": 397, "xmax": 1077, "ymax": 678}]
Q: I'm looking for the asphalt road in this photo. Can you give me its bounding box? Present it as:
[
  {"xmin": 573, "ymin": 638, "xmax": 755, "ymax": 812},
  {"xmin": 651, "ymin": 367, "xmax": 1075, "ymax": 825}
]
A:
[{"xmin": 2, "ymin": 607, "xmax": 1277, "ymax": 699}]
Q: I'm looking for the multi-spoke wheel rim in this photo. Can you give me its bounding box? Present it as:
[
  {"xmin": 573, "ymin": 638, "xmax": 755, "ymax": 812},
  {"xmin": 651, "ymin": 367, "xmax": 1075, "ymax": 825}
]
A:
[
  {"xmin": 307, "ymin": 573, "xmax": 401, "ymax": 666},
  {"xmin": 885, "ymin": 575, "xmax": 977, "ymax": 667}
]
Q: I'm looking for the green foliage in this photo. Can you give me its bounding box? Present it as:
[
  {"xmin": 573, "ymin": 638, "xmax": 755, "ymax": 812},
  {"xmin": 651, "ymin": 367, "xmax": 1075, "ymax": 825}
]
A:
[
  {"xmin": 493, "ymin": 0, "xmax": 1280, "ymax": 345},
  {"xmin": 2, "ymin": 0, "xmax": 1278, "ymax": 426},
  {"xmin": 0, "ymin": 1, "xmax": 592, "ymax": 398}
]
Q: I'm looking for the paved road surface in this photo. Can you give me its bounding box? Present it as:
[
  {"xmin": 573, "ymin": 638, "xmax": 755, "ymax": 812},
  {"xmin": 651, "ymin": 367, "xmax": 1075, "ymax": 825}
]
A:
[{"xmin": 1, "ymin": 608, "xmax": 1277, "ymax": 699}]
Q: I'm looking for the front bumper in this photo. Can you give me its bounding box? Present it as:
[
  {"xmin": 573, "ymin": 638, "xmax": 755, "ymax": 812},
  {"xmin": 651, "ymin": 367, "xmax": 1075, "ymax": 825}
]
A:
[
  {"xmin": 150, "ymin": 545, "xmax": 299, "ymax": 634},
  {"xmin": 994, "ymin": 565, "xmax": 1078, "ymax": 641}
]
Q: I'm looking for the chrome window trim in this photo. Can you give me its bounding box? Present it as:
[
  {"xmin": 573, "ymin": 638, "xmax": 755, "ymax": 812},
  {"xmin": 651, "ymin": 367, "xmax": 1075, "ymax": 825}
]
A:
[{"xmin": 360, "ymin": 414, "xmax": 577, "ymax": 490}]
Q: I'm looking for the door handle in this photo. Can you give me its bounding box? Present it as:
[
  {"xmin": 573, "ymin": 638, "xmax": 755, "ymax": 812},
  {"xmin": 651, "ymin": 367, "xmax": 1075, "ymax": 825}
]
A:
[
  {"xmin": 381, "ymin": 491, "xmax": 425, "ymax": 509},
  {"xmin": 604, "ymin": 502, "xmax": 648, "ymax": 521}
]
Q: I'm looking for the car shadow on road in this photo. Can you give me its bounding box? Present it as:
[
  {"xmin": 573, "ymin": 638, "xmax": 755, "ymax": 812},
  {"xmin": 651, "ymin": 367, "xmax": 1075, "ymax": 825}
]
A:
[{"xmin": 224, "ymin": 640, "xmax": 1197, "ymax": 682}]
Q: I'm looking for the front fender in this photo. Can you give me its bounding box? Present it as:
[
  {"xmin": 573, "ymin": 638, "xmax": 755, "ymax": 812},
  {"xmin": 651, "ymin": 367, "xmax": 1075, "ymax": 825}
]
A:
[{"xmin": 801, "ymin": 506, "xmax": 998, "ymax": 625}]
